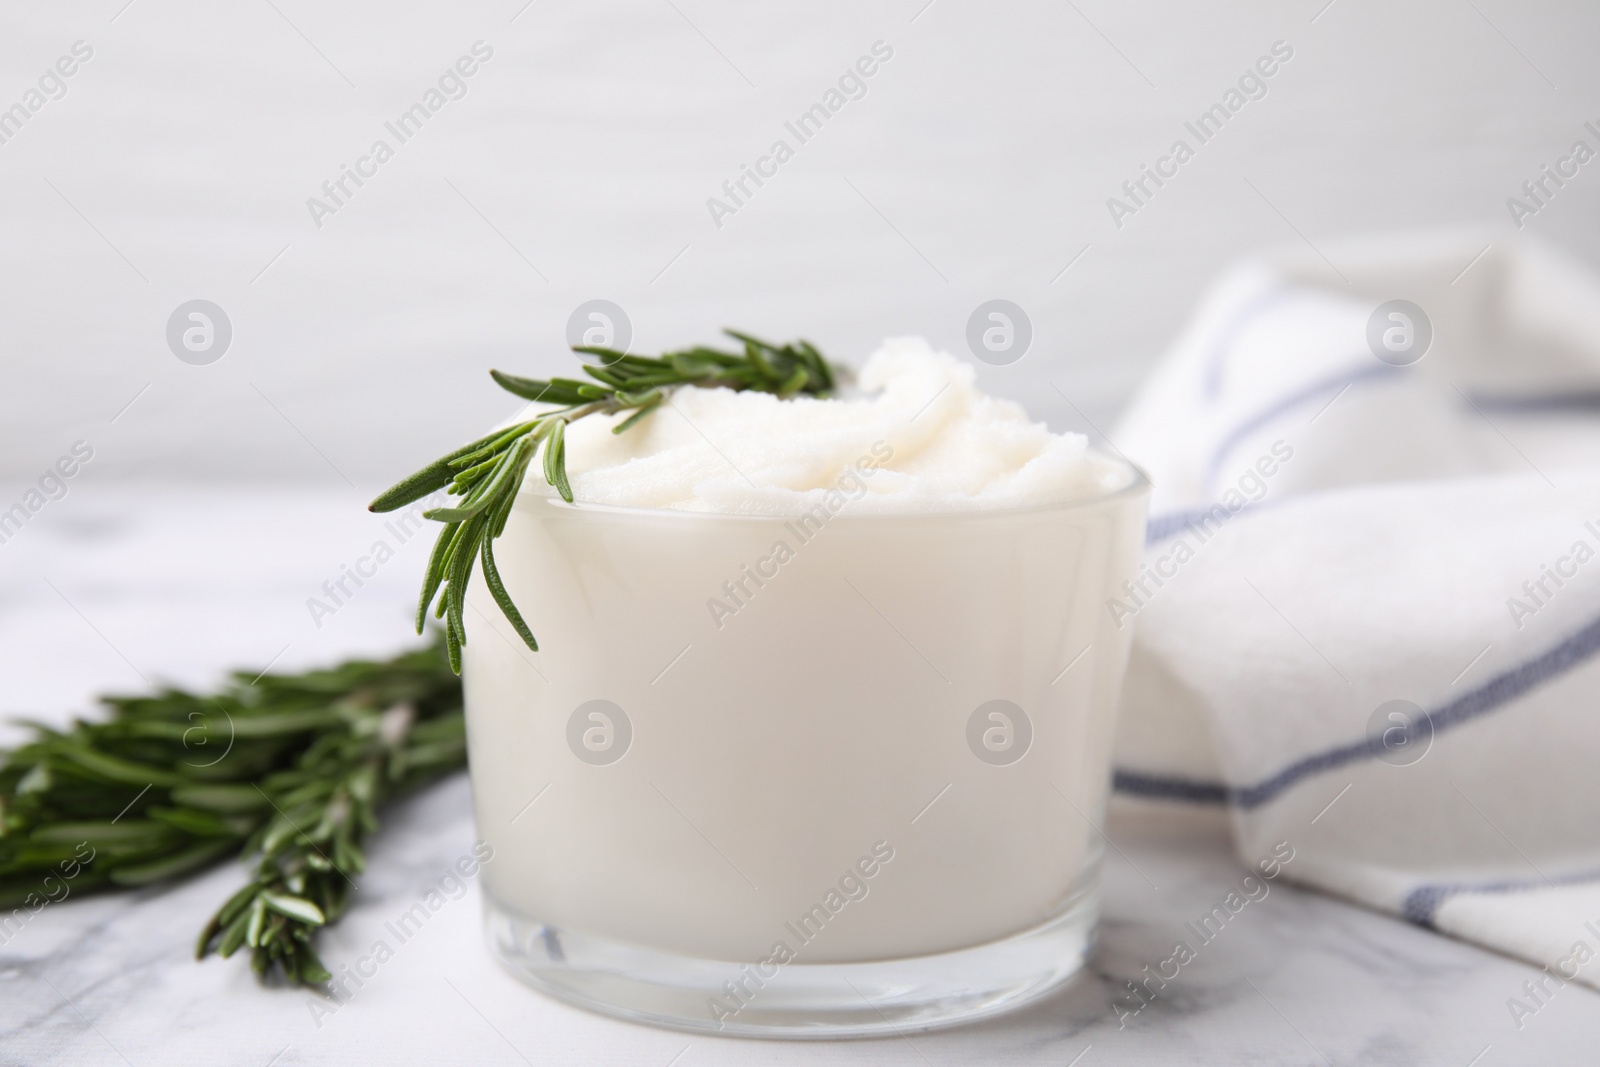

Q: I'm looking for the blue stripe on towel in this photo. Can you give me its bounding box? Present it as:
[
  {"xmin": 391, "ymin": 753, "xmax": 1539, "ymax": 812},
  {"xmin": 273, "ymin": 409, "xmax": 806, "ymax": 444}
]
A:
[
  {"xmin": 1145, "ymin": 510, "xmax": 1213, "ymax": 544},
  {"xmin": 1203, "ymin": 285, "xmax": 1287, "ymax": 400},
  {"xmin": 1145, "ymin": 499, "xmax": 1282, "ymax": 544},
  {"xmin": 1205, "ymin": 362, "xmax": 1403, "ymax": 485},
  {"xmin": 1112, "ymin": 770, "xmax": 1231, "ymax": 804},
  {"xmin": 1157, "ymin": 385, "xmax": 1600, "ymax": 547},
  {"xmin": 1402, "ymin": 865, "xmax": 1600, "ymax": 927},
  {"xmin": 1113, "ymin": 606, "xmax": 1600, "ymax": 808},
  {"xmin": 1467, "ymin": 390, "xmax": 1600, "ymax": 415}
]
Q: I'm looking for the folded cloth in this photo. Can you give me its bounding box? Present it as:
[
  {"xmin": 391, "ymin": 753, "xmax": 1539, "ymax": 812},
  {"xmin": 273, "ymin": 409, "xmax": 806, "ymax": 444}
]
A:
[{"xmin": 1109, "ymin": 229, "xmax": 1600, "ymax": 996}]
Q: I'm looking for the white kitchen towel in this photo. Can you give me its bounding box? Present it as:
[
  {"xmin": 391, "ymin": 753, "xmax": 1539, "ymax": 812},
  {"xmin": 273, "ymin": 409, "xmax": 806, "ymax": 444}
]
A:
[{"xmin": 1108, "ymin": 229, "xmax": 1600, "ymax": 999}]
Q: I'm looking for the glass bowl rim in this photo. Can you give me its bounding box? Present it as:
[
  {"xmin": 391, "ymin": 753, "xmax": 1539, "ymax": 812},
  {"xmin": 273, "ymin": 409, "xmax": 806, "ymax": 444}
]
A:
[{"xmin": 512, "ymin": 461, "xmax": 1151, "ymax": 523}]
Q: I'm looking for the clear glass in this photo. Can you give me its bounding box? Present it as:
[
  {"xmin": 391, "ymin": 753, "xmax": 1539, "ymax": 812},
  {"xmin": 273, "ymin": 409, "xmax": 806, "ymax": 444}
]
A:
[{"xmin": 460, "ymin": 467, "xmax": 1150, "ymax": 1038}]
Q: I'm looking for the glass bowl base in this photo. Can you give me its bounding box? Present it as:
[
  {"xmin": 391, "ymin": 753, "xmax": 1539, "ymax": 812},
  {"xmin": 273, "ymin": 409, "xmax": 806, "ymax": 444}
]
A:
[{"xmin": 482, "ymin": 885, "xmax": 1097, "ymax": 1040}]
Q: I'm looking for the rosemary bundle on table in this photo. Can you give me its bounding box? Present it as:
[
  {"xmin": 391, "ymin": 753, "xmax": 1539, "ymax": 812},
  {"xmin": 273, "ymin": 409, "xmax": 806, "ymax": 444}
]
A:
[{"xmin": 0, "ymin": 640, "xmax": 464, "ymax": 984}]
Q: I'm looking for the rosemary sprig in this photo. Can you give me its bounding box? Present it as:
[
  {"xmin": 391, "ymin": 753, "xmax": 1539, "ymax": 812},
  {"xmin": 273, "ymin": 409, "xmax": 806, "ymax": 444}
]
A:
[
  {"xmin": 0, "ymin": 639, "xmax": 465, "ymax": 985},
  {"xmin": 369, "ymin": 331, "xmax": 837, "ymax": 673}
]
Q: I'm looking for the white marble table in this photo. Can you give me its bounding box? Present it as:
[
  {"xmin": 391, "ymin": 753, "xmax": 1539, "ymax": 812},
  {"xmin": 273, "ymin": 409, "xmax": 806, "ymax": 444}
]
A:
[{"xmin": 2, "ymin": 484, "xmax": 1596, "ymax": 1065}]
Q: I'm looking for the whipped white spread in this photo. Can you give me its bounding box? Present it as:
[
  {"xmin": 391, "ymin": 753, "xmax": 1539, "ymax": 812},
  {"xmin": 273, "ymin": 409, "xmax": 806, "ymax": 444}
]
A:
[{"xmin": 538, "ymin": 337, "xmax": 1132, "ymax": 514}]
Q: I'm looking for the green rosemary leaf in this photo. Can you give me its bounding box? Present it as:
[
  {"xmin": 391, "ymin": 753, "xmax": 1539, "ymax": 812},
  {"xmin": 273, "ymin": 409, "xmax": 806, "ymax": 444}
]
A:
[
  {"xmin": 368, "ymin": 426, "xmax": 512, "ymax": 513},
  {"xmin": 612, "ymin": 396, "xmax": 662, "ymax": 434},
  {"xmin": 422, "ymin": 504, "xmax": 487, "ymax": 523},
  {"xmin": 261, "ymin": 890, "xmax": 326, "ymax": 926},
  {"xmin": 368, "ymin": 459, "xmax": 455, "ymax": 514},
  {"xmin": 448, "ymin": 421, "xmax": 536, "ymax": 471},
  {"xmin": 146, "ymin": 807, "xmax": 241, "ymax": 837},
  {"xmin": 541, "ymin": 418, "xmax": 563, "ymax": 494},
  {"xmin": 216, "ymin": 882, "xmax": 261, "ymax": 928},
  {"xmin": 443, "ymin": 515, "xmax": 486, "ymax": 652},
  {"xmin": 53, "ymin": 746, "xmax": 187, "ymax": 789},
  {"xmin": 447, "ymin": 456, "xmax": 502, "ymax": 492},
  {"xmin": 740, "ymin": 338, "xmax": 778, "ymax": 382},
  {"xmin": 668, "ymin": 351, "xmax": 718, "ymax": 380},
  {"xmin": 259, "ymin": 813, "xmax": 308, "ymax": 856},
  {"xmin": 777, "ymin": 366, "xmax": 810, "ymax": 398},
  {"xmin": 415, "ymin": 520, "xmax": 462, "ymax": 635},
  {"xmin": 614, "ymin": 387, "xmax": 664, "ymax": 407},
  {"xmin": 108, "ymin": 838, "xmax": 239, "ymax": 886},
  {"xmin": 226, "ymin": 710, "xmax": 344, "ymax": 739},
  {"xmin": 30, "ymin": 821, "xmax": 173, "ymax": 847},
  {"xmin": 401, "ymin": 739, "xmax": 468, "ymax": 769},
  {"xmin": 721, "ymin": 329, "xmax": 773, "ymax": 352},
  {"xmin": 297, "ymin": 948, "xmax": 333, "ymax": 985},
  {"xmin": 464, "ymin": 437, "xmax": 533, "ymax": 514},
  {"xmin": 799, "ymin": 341, "xmax": 834, "ymax": 392},
  {"xmin": 217, "ymin": 907, "xmax": 253, "ymax": 958},
  {"xmin": 608, "ymin": 372, "xmax": 686, "ymax": 389},
  {"xmin": 580, "ymin": 364, "xmax": 625, "ymax": 388},
  {"xmin": 445, "ymin": 621, "xmax": 462, "ymax": 675},
  {"xmin": 488, "ymin": 472, "xmax": 520, "ymax": 538},
  {"xmin": 170, "ymin": 783, "xmax": 271, "ymax": 813},
  {"xmin": 487, "ymin": 369, "xmax": 564, "ymax": 403},
  {"xmin": 548, "ymin": 420, "xmax": 573, "ymax": 503},
  {"xmin": 246, "ymin": 895, "xmax": 268, "ymax": 948},
  {"xmin": 196, "ymin": 884, "xmax": 247, "ymax": 958},
  {"xmin": 480, "ymin": 537, "xmax": 537, "ymax": 652}
]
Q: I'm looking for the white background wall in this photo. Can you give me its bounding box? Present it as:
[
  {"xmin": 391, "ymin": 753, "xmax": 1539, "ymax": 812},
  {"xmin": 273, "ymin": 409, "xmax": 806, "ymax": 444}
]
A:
[{"xmin": 3, "ymin": 0, "xmax": 1598, "ymax": 489}]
